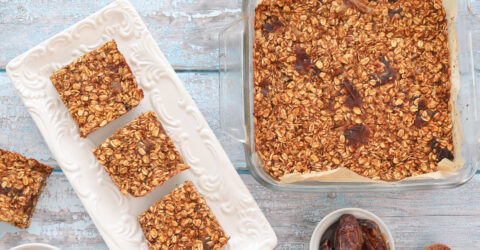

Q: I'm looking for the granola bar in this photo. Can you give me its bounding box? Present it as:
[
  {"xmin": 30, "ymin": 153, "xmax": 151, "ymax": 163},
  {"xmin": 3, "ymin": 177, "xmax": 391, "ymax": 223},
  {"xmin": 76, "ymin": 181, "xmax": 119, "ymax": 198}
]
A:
[
  {"xmin": 254, "ymin": 0, "xmax": 454, "ymax": 181},
  {"xmin": 138, "ymin": 181, "xmax": 229, "ymax": 250},
  {"xmin": 0, "ymin": 149, "xmax": 54, "ymax": 228},
  {"xmin": 93, "ymin": 111, "xmax": 189, "ymax": 197},
  {"xmin": 50, "ymin": 40, "xmax": 144, "ymax": 138}
]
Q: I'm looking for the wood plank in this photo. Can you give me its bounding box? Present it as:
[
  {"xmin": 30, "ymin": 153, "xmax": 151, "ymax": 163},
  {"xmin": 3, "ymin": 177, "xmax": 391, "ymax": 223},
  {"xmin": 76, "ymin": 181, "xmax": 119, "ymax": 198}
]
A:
[
  {"xmin": 0, "ymin": 0, "xmax": 242, "ymax": 69},
  {"xmin": 1, "ymin": 172, "xmax": 479, "ymax": 249},
  {"xmin": 0, "ymin": 71, "xmax": 246, "ymax": 167}
]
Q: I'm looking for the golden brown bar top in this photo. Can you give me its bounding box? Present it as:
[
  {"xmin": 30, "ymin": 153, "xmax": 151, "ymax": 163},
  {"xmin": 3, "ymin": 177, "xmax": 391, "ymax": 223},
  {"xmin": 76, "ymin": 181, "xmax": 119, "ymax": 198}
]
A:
[
  {"xmin": 138, "ymin": 181, "xmax": 229, "ymax": 249},
  {"xmin": 93, "ymin": 111, "xmax": 189, "ymax": 197},
  {"xmin": 0, "ymin": 149, "xmax": 53, "ymax": 229},
  {"xmin": 50, "ymin": 40, "xmax": 144, "ymax": 138}
]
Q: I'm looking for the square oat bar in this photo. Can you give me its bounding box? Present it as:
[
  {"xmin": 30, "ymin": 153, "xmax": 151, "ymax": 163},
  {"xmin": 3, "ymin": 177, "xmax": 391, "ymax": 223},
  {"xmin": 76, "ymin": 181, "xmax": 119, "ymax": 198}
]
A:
[
  {"xmin": 0, "ymin": 149, "xmax": 54, "ymax": 229},
  {"xmin": 50, "ymin": 40, "xmax": 144, "ymax": 138},
  {"xmin": 138, "ymin": 181, "xmax": 229, "ymax": 250},
  {"xmin": 93, "ymin": 111, "xmax": 189, "ymax": 197}
]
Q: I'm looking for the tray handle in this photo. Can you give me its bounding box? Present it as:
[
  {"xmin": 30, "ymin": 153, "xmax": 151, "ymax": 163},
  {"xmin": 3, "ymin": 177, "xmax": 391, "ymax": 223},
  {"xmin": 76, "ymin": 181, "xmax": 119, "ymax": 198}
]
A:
[{"xmin": 218, "ymin": 19, "xmax": 247, "ymax": 143}]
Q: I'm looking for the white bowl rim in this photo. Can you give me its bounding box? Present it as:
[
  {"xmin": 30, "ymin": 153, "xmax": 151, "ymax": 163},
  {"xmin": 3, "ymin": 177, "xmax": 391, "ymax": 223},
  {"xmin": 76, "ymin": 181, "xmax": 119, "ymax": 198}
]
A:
[
  {"xmin": 9, "ymin": 243, "xmax": 61, "ymax": 250},
  {"xmin": 309, "ymin": 207, "xmax": 395, "ymax": 250}
]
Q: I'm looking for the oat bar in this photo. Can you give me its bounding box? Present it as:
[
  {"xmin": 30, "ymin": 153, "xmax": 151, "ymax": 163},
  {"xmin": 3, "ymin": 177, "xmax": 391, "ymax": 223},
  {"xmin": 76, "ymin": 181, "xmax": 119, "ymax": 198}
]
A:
[
  {"xmin": 93, "ymin": 111, "xmax": 189, "ymax": 197},
  {"xmin": 0, "ymin": 149, "xmax": 54, "ymax": 228},
  {"xmin": 138, "ymin": 181, "xmax": 229, "ymax": 250},
  {"xmin": 50, "ymin": 40, "xmax": 144, "ymax": 138},
  {"xmin": 254, "ymin": 0, "xmax": 454, "ymax": 181}
]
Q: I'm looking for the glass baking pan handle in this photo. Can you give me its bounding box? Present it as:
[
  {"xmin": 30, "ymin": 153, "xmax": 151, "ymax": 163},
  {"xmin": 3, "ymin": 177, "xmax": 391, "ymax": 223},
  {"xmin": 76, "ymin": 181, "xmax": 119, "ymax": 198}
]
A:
[{"xmin": 219, "ymin": 19, "xmax": 247, "ymax": 143}]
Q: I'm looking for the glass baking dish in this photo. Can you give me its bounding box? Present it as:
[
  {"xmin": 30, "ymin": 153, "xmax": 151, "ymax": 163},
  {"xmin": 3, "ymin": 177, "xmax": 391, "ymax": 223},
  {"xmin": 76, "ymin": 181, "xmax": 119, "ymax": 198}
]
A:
[{"xmin": 218, "ymin": 0, "xmax": 480, "ymax": 192}]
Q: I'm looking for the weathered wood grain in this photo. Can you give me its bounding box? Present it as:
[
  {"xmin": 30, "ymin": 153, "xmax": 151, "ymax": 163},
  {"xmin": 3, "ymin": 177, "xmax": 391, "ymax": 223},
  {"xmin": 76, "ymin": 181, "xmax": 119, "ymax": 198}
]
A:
[
  {"xmin": 0, "ymin": 71, "xmax": 245, "ymax": 167},
  {"xmin": 0, "ymin": 0, "xmax": 242, "ymax": 69},
  {"xmin": 1, "ymin": 172, "xmax": 479, "ymax": 250}
]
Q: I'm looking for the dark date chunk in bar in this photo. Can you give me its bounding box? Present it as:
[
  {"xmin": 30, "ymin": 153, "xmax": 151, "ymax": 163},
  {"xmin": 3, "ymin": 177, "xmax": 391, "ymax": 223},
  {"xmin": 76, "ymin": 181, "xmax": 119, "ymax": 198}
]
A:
[
  {"xmin": 93, "ymin": 111, "xmax": 189, "ymax": 197},
  {"xmin": 0, "ymin": 149, "xmax": 53, "ymax": 229},
  {"xmin": 49, "ymin": 40, "xmax": 144, "ymax": 138},
  {"xmin": 138, "ymin": 181, "xmax": 229, "ymax": 249}
]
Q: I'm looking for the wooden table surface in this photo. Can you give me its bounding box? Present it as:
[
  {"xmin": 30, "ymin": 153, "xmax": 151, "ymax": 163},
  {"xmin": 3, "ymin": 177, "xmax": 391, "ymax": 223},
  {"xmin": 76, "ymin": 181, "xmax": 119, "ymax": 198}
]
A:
[{"xmin": 0, "ymin": 0, "xmax": 479, "ymax": 249}]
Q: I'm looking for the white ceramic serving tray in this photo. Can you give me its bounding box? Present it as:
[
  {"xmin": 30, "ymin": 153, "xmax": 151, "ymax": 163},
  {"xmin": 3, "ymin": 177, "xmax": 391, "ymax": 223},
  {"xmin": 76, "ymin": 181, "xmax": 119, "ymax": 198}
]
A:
[{"xmin": 6, "ymin": 0, "xmax": 277, "ymax": 249}]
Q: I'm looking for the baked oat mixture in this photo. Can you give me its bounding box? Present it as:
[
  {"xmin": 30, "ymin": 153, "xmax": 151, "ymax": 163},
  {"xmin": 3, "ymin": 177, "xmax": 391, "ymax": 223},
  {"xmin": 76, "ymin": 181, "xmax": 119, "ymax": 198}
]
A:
[
  {"xmin": 254, "ymin": 0, "xmax": 454, "ymax": 181},
  {"xmin": 138, "ymin": 181, "xmax": 229, "ymax": 250},
  {"xmin": 0, "ymin": 149, "xmax": 54, "ymax": 228},
  {"xmin": 93, "ymin": 111, "xmax": 189, "ymax": 197},
  {"xmin": 50, "ymin": 40, "xmax": 144, "ymax": 138}
]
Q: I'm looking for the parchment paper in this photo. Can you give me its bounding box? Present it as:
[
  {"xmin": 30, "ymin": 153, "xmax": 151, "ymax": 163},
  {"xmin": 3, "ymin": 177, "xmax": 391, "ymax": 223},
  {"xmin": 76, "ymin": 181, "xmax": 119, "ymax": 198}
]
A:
[{"xmin": 275, "ymin": 0, "xmax": 464, "ymax": 184}]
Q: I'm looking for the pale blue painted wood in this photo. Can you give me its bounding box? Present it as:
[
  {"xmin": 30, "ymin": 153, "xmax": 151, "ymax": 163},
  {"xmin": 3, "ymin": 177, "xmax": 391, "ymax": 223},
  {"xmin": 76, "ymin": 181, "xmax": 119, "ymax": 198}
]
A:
[
  {"xmin": 0, "ymin": 0, "xmax": 242, "ymax": 69},
  {"xmin": 0, "ymin": 72, "xmax": 54, "ymax": 163},
  {"xmin": 1, "ymin": 172, "xmax": 479, "ymax": 250}
]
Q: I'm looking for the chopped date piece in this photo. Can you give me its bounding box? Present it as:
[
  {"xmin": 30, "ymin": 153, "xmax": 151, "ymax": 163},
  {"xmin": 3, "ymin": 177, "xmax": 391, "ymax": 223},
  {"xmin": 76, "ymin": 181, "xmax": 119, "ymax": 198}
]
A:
[
  {"xmin": 413, "ymin": 100, "xmax": 429, "ymax": 128},
  {"xmin": 258, "ymin": 78, "xmax": 270, "ymax": 88},
  {"xmin": 374, "ymin": 57, "xmax": 397, "ymax": 86},
  {"xmin": 418, "ymin": 99, "xmax": 427, "ymax": 110},
  {"xmin": 263, "ymin": 16, "xmax": 283, "ymax": 36},
  {"xmin": 295, "ymin": 48, "xmax": 313, "ymax": 71},
  {"xmin": 413, "ymin": 113, "xmax": 428, "ymax": 128},
  {"xmin": 428, "ymin": 138, "xmax": 454, "ymax": 162},
  {"xmin": 0, "ymin": 149, "xmax": 54, "ymax": 229},
  {"xmin": 334, "ymin": 214, "xmax": 364, "ymax": 250},
  {"xmin": 333, "ymin": 66, "xmax": 346, "ymax": 77},
  {"xmin": 343, "ymin": 81, "xmax": 362, "ymax": 108},
  {"xmin": 344, "ymin": 125, "xmax": 369, "ymax": 149},
  {"xmin": 359, "ymin": 219, "xmax": 388, "ymax": 250},
  {"xmin": 388, "ymin": 8, "xmax": 403, "ymax": 18},
  {"xmin": 258, "ymin": 78, "xmax": 271, "ymax": 97},
  {"xmin": 438, "ymin": 150, "xmax": 454, "ymax": 162}
]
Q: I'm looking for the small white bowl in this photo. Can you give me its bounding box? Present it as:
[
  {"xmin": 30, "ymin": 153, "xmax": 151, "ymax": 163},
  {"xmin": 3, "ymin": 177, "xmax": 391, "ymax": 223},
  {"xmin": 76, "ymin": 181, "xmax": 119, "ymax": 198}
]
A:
[
  {"xmin": 9, "ymin": 243, "xmax": 61, "ymax": 250},
  {"xmin": 310, "ymin": 208, "xmax": 395, "ymax": 250}
]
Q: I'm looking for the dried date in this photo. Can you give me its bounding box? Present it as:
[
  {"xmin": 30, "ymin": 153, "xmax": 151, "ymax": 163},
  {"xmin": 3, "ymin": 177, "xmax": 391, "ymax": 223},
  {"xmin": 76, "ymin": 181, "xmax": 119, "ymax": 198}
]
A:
[
  {"xmin": 320, "ymin": 240, "xmax": 333, "ymax": 250},
  {"xmin": 319, "ymin": 214, "xmax": 389, "ymax": 250},
  {"xmin": 334, "ymin": 214, "xmax": 364, "ymax": 250},
  {"xmin": 424, "ymin": 244, "xmax": 451, "ymax": 250},
  {"xmin": 358, "ymin": 219, "xmax": 388, "ymax": 250}
]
